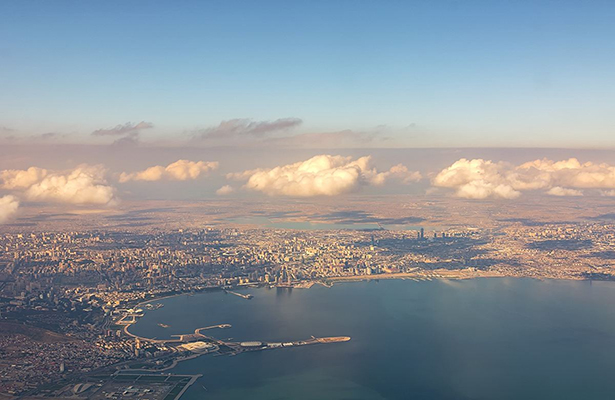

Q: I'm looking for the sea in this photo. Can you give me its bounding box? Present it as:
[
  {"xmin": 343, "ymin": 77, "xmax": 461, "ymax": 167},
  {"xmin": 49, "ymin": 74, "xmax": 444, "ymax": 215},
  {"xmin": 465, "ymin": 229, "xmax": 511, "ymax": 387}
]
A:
[{"xmin": 130, "ymin": 278, "xmax": 615, "ymax": 400}]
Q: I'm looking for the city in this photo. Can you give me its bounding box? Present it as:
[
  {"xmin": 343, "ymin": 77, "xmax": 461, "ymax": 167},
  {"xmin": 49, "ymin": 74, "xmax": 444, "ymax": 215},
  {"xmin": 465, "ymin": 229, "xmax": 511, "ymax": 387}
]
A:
[
  {"xmin": 1, "ymin": 195, "xmax": 614, "ymax": 396},
  {"xmin": 2, "ymin": 1, "xmax": 615, "ymax": 398}
]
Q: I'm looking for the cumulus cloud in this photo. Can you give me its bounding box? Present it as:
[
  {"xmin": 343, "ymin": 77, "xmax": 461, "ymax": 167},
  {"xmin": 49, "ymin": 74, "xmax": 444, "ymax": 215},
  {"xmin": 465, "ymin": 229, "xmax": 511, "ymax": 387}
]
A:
[
  {"xmin": 1, "ymin": 165, "xmax": 116, "ymax": 205},
  {"xmin": 1, "ymin": 167, "xmax": 48, "ymax": 190},
  {"xmin": 432, "ymin": 159, "xmax": 521, "ymax": 199},
  {"xmin": 216, "ymin": 185, "xmax": 235, "ymax": 196},
  {"xmin": 433, "ymin": 158, "xmax": 615, "ymax": 199},
  {"xmin": 92, "ymin": 121, "xmax": 153, "ymax": 136},
  {"xmin": 368, "ymin": 164, "xmax": 422, "ymax": 186},
  {"xmin": 196, "ymin": 118, "xmax": 302, "ymax": 140},
  {"xmin": 0, "ymin": 195, "xmax": 19, "ymax": 223},
  {"xmin": 229, "ymin": 155, "xmax": 420, "ymax": 197},
  {"xmin": 119, "ymin": 160, "xmax": 219, "ymax": 183},
  {"xmin": 546, "ymin": 187, "xmax": 583, "ymax": 197}
]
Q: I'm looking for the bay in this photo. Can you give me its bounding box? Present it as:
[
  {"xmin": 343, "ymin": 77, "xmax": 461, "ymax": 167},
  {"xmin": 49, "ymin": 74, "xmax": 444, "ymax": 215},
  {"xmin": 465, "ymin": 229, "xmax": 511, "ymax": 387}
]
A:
[{"xmin": 130, "ymin": 278, "xmax": 615, "ymax": 399}]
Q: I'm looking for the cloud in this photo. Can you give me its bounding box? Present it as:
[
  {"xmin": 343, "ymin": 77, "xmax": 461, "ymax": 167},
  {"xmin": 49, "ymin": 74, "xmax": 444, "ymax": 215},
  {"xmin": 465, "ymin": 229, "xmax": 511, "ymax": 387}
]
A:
[
  {"xmin": 0, "ymin": 195, "xmax": 19, "ymax": 223},
  {"xmin": 516, "ymin": 158, "xmax": 615, "ymax": 189},
  {"xmin": 432, "ymin": 159, "xmax": 521, "ymax": 199},
  {"xmin": 226, "ymin": 169, "xmax": 258, "ymax": 181},
  {"xmin": 1, "ymin": 167, "xmax": 48, "ymax": 190},
  {"xmin": 368, "ymin": 164, "xmax": 422, "ymax": 186},
  {"xmin": 111, "ymin": 132, "xmax": 140, "ymax": 147},
  {"xmin": 196, "ymin": 118, "xmax": 302, "ymax": 140},
  {"xmin": 546, "ymin": 187, "xmax": 583, "ymax": 197},
  {"xmin": 1, "ymin": 165, "xmax": 116, "ymax": 205},
  {"xmin": 92, "ymin": 121, "xmax": 153, "ymax": 136},
  {"xmin": 230, "ymin": 155, "xmax": 420, "ymax": 197},
  {"xmin": 119, "ymin": 160, "xmax": 219, "ymax": 182},
  {"xmin": 190, "ymin": 118, "xmax": 400, "ymax": 148},
  {"xmin": 216, "ymin": 185, "xmax": 235, "ymax": 195},
  {"xmin": 433, "ymin": 158, "xmax": 615, "ymax": 199}
]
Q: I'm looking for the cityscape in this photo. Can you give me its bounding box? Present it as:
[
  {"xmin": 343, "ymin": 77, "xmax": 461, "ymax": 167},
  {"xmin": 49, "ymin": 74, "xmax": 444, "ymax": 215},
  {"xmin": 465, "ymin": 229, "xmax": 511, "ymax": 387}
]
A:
[
  {"xmin": 2, "ymin": 0, "xmax": 615, "ymax": 398},
  {"xmin": 1, "ymin": 195, "xmax": 615, "ymax": 396}
]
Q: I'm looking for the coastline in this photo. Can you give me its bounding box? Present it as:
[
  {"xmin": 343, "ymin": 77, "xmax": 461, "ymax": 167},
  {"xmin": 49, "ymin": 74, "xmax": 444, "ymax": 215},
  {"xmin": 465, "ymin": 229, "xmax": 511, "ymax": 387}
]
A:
[
  {"xmin": 129, "ymin": 269, "xmax": 589, "ymax": 314},
  {"xmin": 326, "ymin": 269, "xmax": 508, "ymax": 283},
  {"xmin": 117, "ymin": 273, "xmax": 599, "ymax": 378}
]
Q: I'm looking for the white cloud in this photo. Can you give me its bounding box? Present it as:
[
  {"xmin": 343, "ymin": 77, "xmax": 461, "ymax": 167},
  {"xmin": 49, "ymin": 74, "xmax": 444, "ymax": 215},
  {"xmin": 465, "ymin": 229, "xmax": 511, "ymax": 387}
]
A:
[
  {"xmin": 0, "ymin": 195, "xmax": 19, "ymax": 223},
  {"xmin": 1, "ymin": 167, "xmax": 48, "ymax": 190},
  {"xmin": 517, "ymin": 158, "xmax": 615, "ymax": 189},
  {"xmin": 119, "ymin": 160, "xmax": 219, "ymax": 183},
  {"xmin": 433, "ymin": 158, "xmax": 615, "ymax": 199},
  {"xmin": 230, "ymin": 155, "xmax": 420, "ymax": 197},
  {"xmin": 216, "ymin": 185, "xmax": 235, "ymax": 195},
  {"xmin": 1, "ymin": 165, "xmax": 116, "ymax": 205},
  {"xmin": 546, "ymin": 187, "xmax": 583, "ymax": 197},
  {"xmin": 226, "ymin": 169, "xmax": 258, "ymax": 181},
  {"xmin": 368, "ymin": 163, "xmax": 422, "ymax": 186},
  {"xmin": 456, "ymin": 181, "xmax": 521, "ymax": 200},
  {"xmin": 25, "ymin": 166, "xmax": 116, "ymax": 205},
  {"xmin": 432, "ymin": 159, "xmax": 521, "ymax": 199}
]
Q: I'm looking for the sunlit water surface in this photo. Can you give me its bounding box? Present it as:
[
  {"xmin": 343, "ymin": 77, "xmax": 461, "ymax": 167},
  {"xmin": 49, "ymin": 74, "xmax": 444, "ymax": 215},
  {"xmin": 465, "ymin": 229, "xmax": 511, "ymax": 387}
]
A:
[{"xmin": 131, "ymin": 279, "xmax": 615, "ymax": 400}]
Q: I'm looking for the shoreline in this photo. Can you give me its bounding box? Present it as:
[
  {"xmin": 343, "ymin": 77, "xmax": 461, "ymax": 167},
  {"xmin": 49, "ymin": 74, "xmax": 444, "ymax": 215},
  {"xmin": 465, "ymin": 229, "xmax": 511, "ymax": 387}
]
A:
[
  {"xmin": 129, "ymin": 271, "xmax": 592, "ymax": 313},
  {"xmin": 124, "ymin": 272, "xmax": 592, "ymax": 338},
  {"xmin": 124, "ymin": 271, "xmax": 598, "ymax": 341},
  {"xmin": 117, "ymin": 273, "xmax": 602, "ymax": 376}
]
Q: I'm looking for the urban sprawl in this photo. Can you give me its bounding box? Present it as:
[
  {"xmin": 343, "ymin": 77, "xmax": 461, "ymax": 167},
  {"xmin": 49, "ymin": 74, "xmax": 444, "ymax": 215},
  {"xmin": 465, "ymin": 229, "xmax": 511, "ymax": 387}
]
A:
[{"xmin": 1, "ymin": 205, "xmax": 615, "ymax": 397}]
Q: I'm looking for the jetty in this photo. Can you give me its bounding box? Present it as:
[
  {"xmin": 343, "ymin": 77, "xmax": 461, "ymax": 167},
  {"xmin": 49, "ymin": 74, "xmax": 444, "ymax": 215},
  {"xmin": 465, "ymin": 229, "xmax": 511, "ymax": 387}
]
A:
[{"xmin": 224, "ymin": 290, "xmax": 253, "ymax": 299}]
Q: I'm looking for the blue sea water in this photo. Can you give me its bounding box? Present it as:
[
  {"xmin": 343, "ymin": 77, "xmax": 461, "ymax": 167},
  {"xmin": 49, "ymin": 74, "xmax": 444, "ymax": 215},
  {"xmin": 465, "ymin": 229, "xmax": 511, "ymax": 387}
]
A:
[{"xmin": 130, "ymin": 279, "xmax": 615, "ymax": 399}]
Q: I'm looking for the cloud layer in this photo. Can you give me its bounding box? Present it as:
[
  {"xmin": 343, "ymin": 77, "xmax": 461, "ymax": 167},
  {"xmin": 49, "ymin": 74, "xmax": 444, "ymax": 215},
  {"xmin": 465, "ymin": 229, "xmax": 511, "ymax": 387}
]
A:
[
  {"xmin": 119, "ymin": 160, "xmax": 219, "ymax": 182},
  {"xmin": 229, "ymin": 155, "xmax": 421, "ymax": 197},
  {"xmin": 433, "ymin": 158, "xmax": 615, "ymax": 199},
  {"xmin": 1, "ymin": 165, "xmax": 116, "ymax": 205},
  {"xmin": 0, "ymin": 195, "xmax": 19, "ymax": 223}
]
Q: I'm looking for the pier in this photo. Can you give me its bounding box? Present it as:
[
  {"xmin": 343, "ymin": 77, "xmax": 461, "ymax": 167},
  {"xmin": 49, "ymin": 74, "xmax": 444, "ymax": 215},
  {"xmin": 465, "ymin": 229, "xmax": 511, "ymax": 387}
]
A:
[{"xmin": 224, "ymin": 290, "xmax": 254, "ymax": 299}]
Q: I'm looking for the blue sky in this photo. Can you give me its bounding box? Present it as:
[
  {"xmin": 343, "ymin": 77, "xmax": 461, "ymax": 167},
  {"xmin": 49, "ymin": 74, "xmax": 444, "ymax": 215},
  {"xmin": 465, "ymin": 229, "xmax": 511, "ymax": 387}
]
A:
[{"xmin": 1, "ymin": 0, "xmax": 614, "ymax": 148}]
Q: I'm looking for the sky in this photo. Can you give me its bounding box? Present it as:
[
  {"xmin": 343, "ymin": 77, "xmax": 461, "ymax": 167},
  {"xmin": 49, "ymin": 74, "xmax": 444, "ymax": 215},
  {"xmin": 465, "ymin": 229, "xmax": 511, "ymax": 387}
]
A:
[
  {"xmin": 1, "ymin": 0, "xmax": 615, "ymax": 148},
  {"xmin": 2, "ymin": 1, "xmax": 615, "ymax": 220}
]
